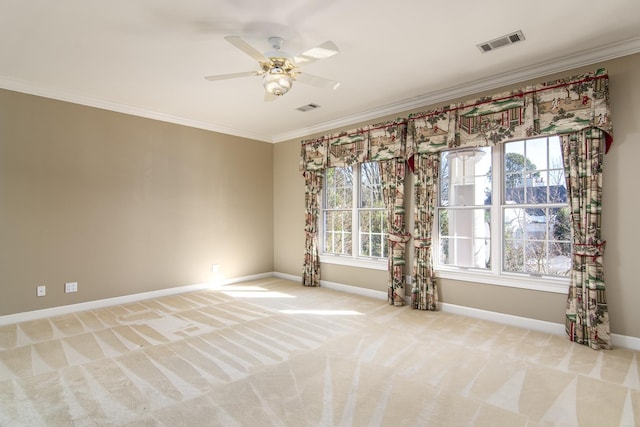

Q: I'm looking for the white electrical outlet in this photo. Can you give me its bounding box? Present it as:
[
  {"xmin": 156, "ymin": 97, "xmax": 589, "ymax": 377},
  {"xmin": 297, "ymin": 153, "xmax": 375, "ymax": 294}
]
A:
[
  {"xmin": 65, "ymin": 282, "xmax": 78, "ymax": 293},
  {"xmin": 211, "ymin": 264, "xmax": 220, "ymax": 273},
  {"xmin": 36, "ymin": 285, "xmax": 46, "ymax": 297}
]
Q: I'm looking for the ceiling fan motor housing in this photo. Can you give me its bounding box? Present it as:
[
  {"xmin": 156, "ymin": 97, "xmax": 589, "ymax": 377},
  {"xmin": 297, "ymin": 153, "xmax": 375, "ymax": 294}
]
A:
[{"xmin": 262, "ymin": 66, "xmax": 293, "ymax": 96}]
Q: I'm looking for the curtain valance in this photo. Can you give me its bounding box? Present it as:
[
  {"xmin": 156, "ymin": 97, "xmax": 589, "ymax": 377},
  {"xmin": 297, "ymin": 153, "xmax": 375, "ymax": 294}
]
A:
[
  {"xmin": 407, "ymin": 68, "xmax": 612, "ymax": 157},
  {"xmin": 300, "ymin": 119, "xmax": 407, "ymax": 172}
]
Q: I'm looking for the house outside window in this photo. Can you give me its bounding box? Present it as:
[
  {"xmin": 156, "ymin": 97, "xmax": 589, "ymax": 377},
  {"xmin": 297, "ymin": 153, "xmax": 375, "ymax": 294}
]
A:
[
  {"xmin": 321, "ymin": 162, "xmax": 387, "ymax": 270},
  {"xmin": 436, "ymin": 136, "xmax": 570, "ymax": 292}
]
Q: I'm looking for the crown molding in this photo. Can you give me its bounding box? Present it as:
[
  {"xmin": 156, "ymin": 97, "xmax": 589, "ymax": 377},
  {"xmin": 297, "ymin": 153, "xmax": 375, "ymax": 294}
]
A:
[
  {"xmin": 0, "ymin": 77, "xmax": 273, "ymax": 143},
  {"xmin": 2, "ymin": 36, "xmax": 640, "ymax": 144},
  {"xmin": 271, "ymin": 36, "xmax": 640, "ymax": 143}
]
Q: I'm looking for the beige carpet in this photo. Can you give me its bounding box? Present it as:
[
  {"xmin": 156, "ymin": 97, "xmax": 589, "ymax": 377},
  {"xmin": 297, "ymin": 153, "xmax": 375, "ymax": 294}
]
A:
[{"xmin": 0, "ymin": 277, "xmax": 638, "ymax": 426}]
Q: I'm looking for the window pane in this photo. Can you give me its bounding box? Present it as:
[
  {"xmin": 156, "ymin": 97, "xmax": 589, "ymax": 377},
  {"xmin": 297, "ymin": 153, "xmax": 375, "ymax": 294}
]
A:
[
  {"xmin": 437, "ymin": 147, "xmax": 491, "ymax": 270},
  {"xmin": 360, "ymin": 162, "xmax": 384, "ymax": 208},
  {"xmin": 439, "ymin": 237, "xmax": 451, "ymax": 265},
  {"xmin": 548, "ymin": 242, "xmax": 571, "ymax": 276},
  {"xmin": 359, "ymin": 209, "xmax": 387, "ymax": 258},
  {"xmin": 325, "ymin": 167, "xmax": 352, "ymax": 209},
  {"xmin": 504, "ymin": 239, "xmax": 525, "ymax": 273},
  {"xmin": 524, "ymin": 207, "xmax": 548, "ymax": 241},
  {"xmin": 324, "ymin": 210, "xmax": 352, "ymax": 255},
  {"xmin": 504, "ymin": 207, "xmax": 525, "ymax": 240},
  {"xmin": 525, "ymin": 241, "xmax": 547, "ymax": 274},
  {"xmin": 505, "ymin": 138, "xmax": 568, "ymax": 205},
  {"xmin": 438, "ymin": 207, "xmax": 490, "ymax": 269},
  {"xmin": 549, "ymin": 207, "xmax": 571, "ymax": 242},
  {"xmin": 440, "ymin": 152, "xmax": 450, "ymax": 206},
  {"xmin": 439, "ymin": 237, "xmax": 490, "ymax": 269},
  {"xmin": 439, "ymin": 208, "xmax": 490, "ymax": 239},
  {"xmin": 526, "ymin": 172, "xmax": 548, "ymax": 204},
  {"xmin": 444, "ymin": 148, "xmax": 491, "ymax": 207},
  {"xmin": 371, "ymin": 210, "xmax": 384, "ymax": 233},
  {"xmin": 526, "ymin": 137, "xmax": 548, "ymax": 169},
  {"xmin": 360, "ymin": 211, "xmax": 371, "ymax": 232},
  {"xmin": 548, "ymin": 136, "xmax": 563, "ymax": 170},
  {"xmin": 503, "ymin": 191, "xmax": 571, "ymax": 276},
  {"xmin": 549, "ymin": 169, "xmax": 567, "ymax": 202}
]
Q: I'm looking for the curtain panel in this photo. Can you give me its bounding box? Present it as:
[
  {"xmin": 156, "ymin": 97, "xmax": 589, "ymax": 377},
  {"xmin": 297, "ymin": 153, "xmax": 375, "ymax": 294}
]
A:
[
  {"xmin": 562, "ymin": 129, "xmax": 611, "ymax": 350},
  {"xmin": 411, "ymin": 153, "xmax": 440, "ymax": 310},
  {"xmin": 300, "ymin": 137, "xmax": 328, "ymax": 287},
  {"xmin": 300, "ymin": 119, "xmax": 409, "ymax": 303},
  {"xmin": 302, "ymin": 170, "xmax": 323, "ymax": 287}
]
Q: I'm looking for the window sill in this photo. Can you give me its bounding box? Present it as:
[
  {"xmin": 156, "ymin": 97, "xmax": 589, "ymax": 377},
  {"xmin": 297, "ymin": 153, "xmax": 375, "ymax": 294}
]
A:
[
  {"xmin": 434, "ymin": 268, "xmax": 569, "ymax": 294},
  {"xmin": 320, "ymin": 254, "xmax": 388, "ymax": 271}
]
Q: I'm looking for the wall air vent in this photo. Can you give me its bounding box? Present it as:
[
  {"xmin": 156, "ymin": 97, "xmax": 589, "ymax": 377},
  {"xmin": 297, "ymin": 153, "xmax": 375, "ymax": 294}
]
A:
[
  {"xmin": 296, "ymin": 103, "xmax": 321, "ymax": 112},
  {"xmin": 477, "ymin": 30, "xmax": 525, "ymax": 53}
]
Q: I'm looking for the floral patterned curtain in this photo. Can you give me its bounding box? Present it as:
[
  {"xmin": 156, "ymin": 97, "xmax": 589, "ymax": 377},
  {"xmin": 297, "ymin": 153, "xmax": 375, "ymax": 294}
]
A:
[
  {"xmin": 300, "ymin": 138, "xmax": 328, "ymax": 287},
  {"xmin": 411, "ymin": 153, "xmax": 440, "ymax": 310},
  {"xmin": 300, "ymin": 120, "xmax": 408, "ymax": 295},
  {"xmin": 406, "ymin": 108, "xmax": 455, "ymax": 311},
  {"xmin": 302, "ymin": 170, "xmax": 323, "ymax": 286},
  {"xmin": 379, "ymin": 158, "xmax": 410, "ymax": 306},
  {"xmin": 562, "ymin": 129, "xmax": 611, "ymax": 349},
  {"xmin": 370, "ymin": 121, "xmax": 409, "ymax": 306}
]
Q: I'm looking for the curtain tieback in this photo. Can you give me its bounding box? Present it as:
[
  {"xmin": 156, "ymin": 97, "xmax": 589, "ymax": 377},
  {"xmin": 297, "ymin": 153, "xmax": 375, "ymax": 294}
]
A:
[
  {"xmin": 388, "ymin": 232, "xmax": 411, "ymax": 244},
  {"xmin": 573, "ymin": 241, "xmax": 606, "ymax": 261},
  {"xmin": 413, "ymin": 237, "xmax": 431, "ymax": 248}
]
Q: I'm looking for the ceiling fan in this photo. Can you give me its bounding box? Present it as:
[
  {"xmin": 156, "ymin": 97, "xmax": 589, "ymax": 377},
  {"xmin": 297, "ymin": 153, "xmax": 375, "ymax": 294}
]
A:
[{"xmin": 205, "ymin": 36, "xmax": 340, "ymax": 101}]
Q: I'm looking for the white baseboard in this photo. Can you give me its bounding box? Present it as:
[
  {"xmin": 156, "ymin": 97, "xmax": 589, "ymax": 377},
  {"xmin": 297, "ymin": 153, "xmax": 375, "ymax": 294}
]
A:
[
  {"xmin": 5, "ymin": 271, "xmax": 639, "ymax": 351},
  {"xmin": 320, "ymin": 280, "xmax": 388, "ymax": 301},
  {"xmin": 273, "ymin": 272, "xmax": 640, "ymax": 351},
  {"xmin": 273, "ymin": 272, "xmax": 301, "ymax": 283},
  {"xmin": 611, "ymin": 333, "xmax": 640, "ymax": 352},
  {"xmin": 440, "ymin": 302, "xmax": 566, "ymax": 336},
  {"xmin": 273, "ymin": 272, "xmax": 389, "ymax": 301},
  {"xmin": 0, "ymin": 272, "xmax": 273, "ymax": 326}
]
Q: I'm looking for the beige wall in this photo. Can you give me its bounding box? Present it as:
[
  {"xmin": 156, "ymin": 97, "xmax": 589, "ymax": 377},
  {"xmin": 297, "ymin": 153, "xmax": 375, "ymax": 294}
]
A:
[
  {"xmin": 0, "ymin": 90, "xmax": 274, "ymax": 315},
  {"xmin": 274, "ymin": 53, "xmax": 640, "ymax": 339},
  {"xmin": 2, "ymin": 53, "xmax": 638, "ymax": 340}
]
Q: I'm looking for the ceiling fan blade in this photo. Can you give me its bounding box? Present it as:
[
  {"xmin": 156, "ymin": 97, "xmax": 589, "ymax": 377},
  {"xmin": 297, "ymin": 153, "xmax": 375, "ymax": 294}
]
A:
[
  {"xmin": 204, "ymin": 71, "xmax": 261, "ymax": 81},
  {"xmin": 264, "ymin": 91, "xmax": 278, "ymax": 102},
  {"xmin": 293, "ymin": 41, "xmax": 339, "ymax": 66},
  {"xmin": 224, "ymin": 36, "xmax": 268, "ymax": 62},
  {"xmin": 296, "ymin": 72, "xmax": 340, "ymax": 90}
]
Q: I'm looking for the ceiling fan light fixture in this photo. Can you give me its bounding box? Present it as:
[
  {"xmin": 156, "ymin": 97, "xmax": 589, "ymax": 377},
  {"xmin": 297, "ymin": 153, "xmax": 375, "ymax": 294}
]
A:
[{"xmin": 262, "ymin": 67, "xmax": 293, "ymax": 96}]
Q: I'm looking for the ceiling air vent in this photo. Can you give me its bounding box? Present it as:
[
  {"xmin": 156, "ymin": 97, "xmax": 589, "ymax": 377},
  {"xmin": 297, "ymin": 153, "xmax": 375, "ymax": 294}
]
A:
[
  {"xmin": 477, "ymin": 30, "xmax": 525, "ymax": 53},
  {"xmin": 296, "ymin": 103, "xmax": 321, "ymax": 112}
]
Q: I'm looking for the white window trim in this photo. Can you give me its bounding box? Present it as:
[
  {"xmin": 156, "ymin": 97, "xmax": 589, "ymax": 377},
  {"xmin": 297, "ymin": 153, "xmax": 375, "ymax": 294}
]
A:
[
  {"xmin": 319, "ymin": 254, "xmax": 387, "ymax": 270},
  {"xmin": 434, "ymin": 140, "xmax": 571, "ymax": 293},
  {"xmin": 320, "ymin": 164, "xmax": 388, "ymax": 271},
  {"xmin": 435, "ymin": 267, "xmax": 569, "ymax": 294}
]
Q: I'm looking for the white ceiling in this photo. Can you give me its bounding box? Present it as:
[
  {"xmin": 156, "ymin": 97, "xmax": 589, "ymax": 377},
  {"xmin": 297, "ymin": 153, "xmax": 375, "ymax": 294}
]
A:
[{"xmin": 2, "ymin": 0, "xmax": 640, "ymax": 143}]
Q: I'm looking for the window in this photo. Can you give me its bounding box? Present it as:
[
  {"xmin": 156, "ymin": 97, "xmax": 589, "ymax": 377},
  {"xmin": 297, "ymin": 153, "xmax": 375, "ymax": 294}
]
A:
[
  {"xmin": 321, "ymin": 162, "xmax": 387, "ymax": 269},
  {"xmin": 436, "ymin": 136, "xmax": 570, "ymax": 292}
]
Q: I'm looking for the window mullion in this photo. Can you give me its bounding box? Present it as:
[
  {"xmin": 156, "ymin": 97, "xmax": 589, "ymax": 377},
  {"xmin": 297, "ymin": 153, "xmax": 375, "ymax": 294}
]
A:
[
  {"xmin": 353, "ymin": 165, "xmax": 360, "ymax": 259},
  {"xmin": 492, "ymin": 145, "xmax": 503, "ymax": 275}
]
